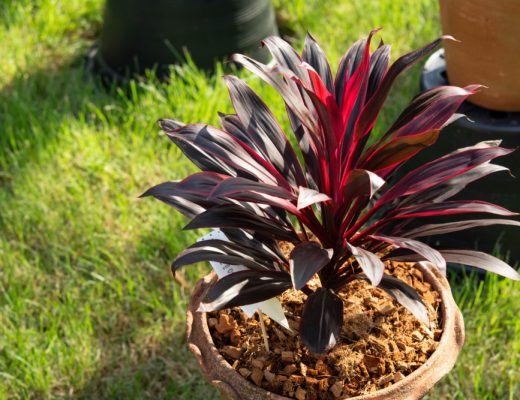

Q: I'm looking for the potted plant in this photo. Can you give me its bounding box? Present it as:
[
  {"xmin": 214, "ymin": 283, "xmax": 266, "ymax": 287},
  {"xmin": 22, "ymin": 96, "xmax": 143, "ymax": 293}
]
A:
[{"xmin": 142, "ymin": 31, "xmax": 520, "ymax": 399}]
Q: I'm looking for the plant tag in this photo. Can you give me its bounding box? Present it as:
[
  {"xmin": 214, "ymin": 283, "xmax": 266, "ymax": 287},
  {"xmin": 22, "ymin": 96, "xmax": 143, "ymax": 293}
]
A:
[{"xmin": 198, "ymin": 230, "xmax": 290, "ymax": 330}]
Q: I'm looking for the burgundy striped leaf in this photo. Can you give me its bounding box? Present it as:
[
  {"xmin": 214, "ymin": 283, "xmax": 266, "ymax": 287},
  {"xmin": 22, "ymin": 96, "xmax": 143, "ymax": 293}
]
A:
[
  {"xmin": 289, "ymin": 242, "xmax": 333, "ymax": 289},
  {"xmin": 172, "ymin": 239, "xmax": 280, "ymax": 273},
  {"xmin": 299, "ymin": 288, "xmax": 343, "ymax": 354},
  {"xmin": 379, "ymin": 145, "xmax": 515, "ymax": 203},
  {"xmin": 370, "ymin": 234, "xmax": 446, "ymax": 273},
  {"xmin": 346, "ymin": 242, "xmax": 385, "ymax": 286},
  {"xmin": 372, "ymin": 274, "xmax": 428, "ymax": 324},
  {"xmin": 198, "ymin": 270, "xmax": 292, "ymax": 312},
  {"xmin": 440, "ymin": 250, "xmax": 520, "ymax": 280},
  {"xmin": 406, "ymin": 219, "xmax": 520, "ymax": 238},
  {"xmin": 184, "ymin": 205, "xmax": 298, "ymax": 242},
  {"xmin": 224, "ymin": 75, "xmax": 306, "ymax": 187},
  {"xmin": 343, "ymin": 169, "xmax": 386, "ymax": 198},
  {"xmin": 302, "ymin": 33, "xmax": 334, "ymax": 93},
  {"xmin": 297, "ymin": 186, "xmax": 332, "ymax": 210},
  {"xmin": 362, "ymin": 129, "xmax": 440, "ymax": 174},
  {"xmin": 392, "ymin": 200, "xmax": 518, "ymax": 219},
  {"xmin": 353, "ymin": 36, "xmax": 452, "ymax": 142}
]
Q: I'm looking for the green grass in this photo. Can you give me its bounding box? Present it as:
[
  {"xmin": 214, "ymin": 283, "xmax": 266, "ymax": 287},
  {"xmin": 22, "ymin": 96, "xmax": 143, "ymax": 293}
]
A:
[{"xmin": 0, "ymin": 0, "xmax": 518, "ymax": 399}]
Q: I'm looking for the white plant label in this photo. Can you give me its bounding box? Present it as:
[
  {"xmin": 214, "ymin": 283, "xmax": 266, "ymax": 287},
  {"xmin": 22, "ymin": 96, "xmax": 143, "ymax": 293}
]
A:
[{"xmin": 197, "ymin": 229, "xmax": 290, "ymax": 330}]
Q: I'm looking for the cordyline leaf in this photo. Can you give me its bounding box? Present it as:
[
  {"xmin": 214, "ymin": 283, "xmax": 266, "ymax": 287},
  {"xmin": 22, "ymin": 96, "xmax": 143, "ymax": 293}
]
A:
[
  {"xmin": 184, "ymin": 205, "xmax": 298, "ymax": 242},
  {"xmin": 343, "ymin": 169, "xmax": 386, "ymax": 200},
  {"xmin": 401, "ymin": 163, "xmax": 510, "ymax": 206},
  {"xmin": 382, "ymin": 85, "xmax": 480, "ymax": 141},
  {"xmin": 441, "ymin": 250, "xmax": 520, "ymax": 280},
  {"xmin": 339, "ymin": 30, "xmax": 379, "ymax": 160},
  {"xmin": 172, "ymin": 239, "xmax": 279, "ymax": 273},
  {"xmin": 199, "ymin": 270, "xmax": 292, "ymax": 312},
  {"xmin": 380, "ymin": 145, "xmax": 515, "ymax": 202},
  {"xmin": 289, "ymin": 242, "xmax": 333, "ymax": 289},
  {"xmin": 302, "ymin": 33, "xmax": 334, "ymax": 93},
  {"xmin": 369, "ymin": 274, "xmax": 428, "ymax": 325},
  {"xmin": 262, "ymin": 36, "xmax": 311, "ymax": 85},
  {"xmin": 297, "ymin": 186, "xmax": 331, "ymax": 210},
  {"xmin": 370, "ymin": 234, "xmax": 446, "ymax": 273},
  {"xmin": 353, "ymin": 36, "xmax": 452, "ymax": 141},
  {"xmin": 346, "ymin": 242, "xmax": 385, "ymax": 286},
  {"xmin": 140, "ymin": 172, "xmax": 229, "ymax": 217},
  {"xmin": 366, "ymin": 43, "xmax": 391, "ymax": 100},
  {"xmin": 335, "ymin": 38, "xmax": 366, "ymax": 103},
  {"xmin": 218, "ymin": 113, "xmax": 262, "ymax": 153},
  {"xmin": 406, "ymin": 219, "xmax": 520, "ymax": 238},
  {"xmin": 299, "ymin": 288, "xmax": 343, "ymax": 354},
  {"xmin": 210, "ymin": 177, "xmax": 299, "ymax": 214},
  {"xmin": 223, "ymin": 75, "xmax": 306, "ymax": 187},
  {"xmin": 166, "ymin": 124, "xmax": 288, "ymax": 187},
  {"xmin": 210, "ymin": 177, "xmax": 295, "ymax": 201},
  {"xmin": 392, "ymin": 200, "xmax": 518, "ymax": 219},
  {"xmin": 362, "ymin": 129, "xmax": 440, "ymax": 174},
  {"xmin": 158, "ymin": 118, "xmax": 185, "ymax": 131}
]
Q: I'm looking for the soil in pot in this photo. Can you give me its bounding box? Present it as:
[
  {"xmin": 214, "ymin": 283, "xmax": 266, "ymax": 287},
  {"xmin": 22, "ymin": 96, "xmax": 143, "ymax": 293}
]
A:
[{"xmin": 208, "ymin": 261, "xmax": 442, "ymax": 399}]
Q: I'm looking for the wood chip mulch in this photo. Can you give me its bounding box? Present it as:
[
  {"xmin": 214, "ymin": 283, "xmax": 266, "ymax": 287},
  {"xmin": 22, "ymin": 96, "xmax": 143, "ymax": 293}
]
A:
[{"xmin": 208, "ymin": 261, "xmax": 442, "ymax": 399}]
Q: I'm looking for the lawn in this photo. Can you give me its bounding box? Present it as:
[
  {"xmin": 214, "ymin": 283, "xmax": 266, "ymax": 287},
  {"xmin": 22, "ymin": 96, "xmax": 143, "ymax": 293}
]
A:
[{"xmin": 0, "ymin": 0, "xmax": 518, "ymax": 399}]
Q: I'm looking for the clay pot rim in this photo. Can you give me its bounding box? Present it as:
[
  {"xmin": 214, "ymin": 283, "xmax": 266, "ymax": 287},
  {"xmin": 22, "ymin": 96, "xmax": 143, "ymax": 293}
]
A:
[{"xmin": 187, "ymin": 261, "xmax": 464, "ymax": 400}]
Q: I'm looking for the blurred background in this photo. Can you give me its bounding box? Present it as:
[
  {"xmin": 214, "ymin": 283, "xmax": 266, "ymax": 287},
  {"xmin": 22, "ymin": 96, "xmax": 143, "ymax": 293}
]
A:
[{"xmin": 0, "ymin": 0, "xmax": 518, "ymax": 399}]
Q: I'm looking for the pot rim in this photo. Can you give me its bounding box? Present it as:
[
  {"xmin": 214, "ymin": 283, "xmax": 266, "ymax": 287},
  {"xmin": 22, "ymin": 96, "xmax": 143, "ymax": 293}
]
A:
[{"xmin": 187, "ymin": 261, "xmax": 465, "ymax": 400}]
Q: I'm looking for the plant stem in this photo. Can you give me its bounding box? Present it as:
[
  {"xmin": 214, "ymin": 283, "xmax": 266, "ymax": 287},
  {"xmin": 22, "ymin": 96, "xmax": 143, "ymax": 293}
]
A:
[{"xmin": 257, "ymin": 309, "xmax": 270, "ymax": 353}]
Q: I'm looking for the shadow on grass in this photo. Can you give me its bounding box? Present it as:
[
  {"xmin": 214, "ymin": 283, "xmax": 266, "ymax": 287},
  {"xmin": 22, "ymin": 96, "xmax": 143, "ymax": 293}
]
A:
[
  {"xmin": 0, "ymin": 53, "xmax": 143, "ymax": 178},
  {"xmin": 71, "ymin": 328, "xmax": 220, "ymax": 400}
]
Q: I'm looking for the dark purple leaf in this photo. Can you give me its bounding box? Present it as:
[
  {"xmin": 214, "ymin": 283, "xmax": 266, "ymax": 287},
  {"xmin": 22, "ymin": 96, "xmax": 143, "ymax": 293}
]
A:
[
  {"xmin": 374, "ymin": 274, "xmax": 428, "ymax": 324},
  {"xmin": 172, "ymin": 239, "xmax": 279, "ymax": 273},
  {"xmin": 406, "ymin": 219, "xmax": 520, "ymax": 238},
  {"xmin": 198, "ymin": 270, "xmax": 292, "ymax": 312},
  {"xmin": 299, "ymin": 288, "xmax": 343, "ymax": 354},
  {"xmin": 210, "ymin": 177, "xmax": 299, "ymax": 213},
  {"xmin": 354, "ymin": 36, "xmax": 452, "ymax": 140},
  {"xmin": 297, "ymin": 186, "xmax": 331, "ymax": 210},
  {"xmin": 184, "ymin": 205, "xmax": 298, "ymax": 242},
  {"xmin": 158, "ymin": 118, "xmax": 185, "ymax": 132},
  {"xmin": 362, "ymin": 130, "xmax": 440, "ymax": 174},
  {"xmin": 366, "ymin": 44, "xmax": 390, "ymax": 100},
  {"xmin": 392, "ymin": 200, "xmax": 518, "ymax": 219},
  {"xmin": 342, "ymin": 169, "xmax": 386, "ymax": 200},
  {"xmin": 380, "ymin": 145, "xmax": 515, "ymax": 202},
  {"xmin": 140, "ymin": 172, "xmax": 229, "ymax": 217},
  {"xmin": 302, "ymin": 33, "xmax": 334, "ymax": 93},
  {"xmin": 440, "ymin": 250, "xmax": 520, "ymax": 280},
  {"xmin": 166, "ymin": 124, "xmax": 288, "ymax": 187},
  {"xmin": 382, "ymin": 85, "xmax": 479, "ymax": 141},
  {"xmin": 346, "ymin": 242, "xmax": 385, "ymax": 286},
  {"xmin": 335, "ymin": 38, "xmax": 366, "ymax": 102},
  {"xmin": 400, "ymin": 163, "xmax": 510, "ymax": 206},
  {"xmin": 223, "ymin": 75, "xmax": 306, "ymax": 187},
  {"xmin": 370, "ymin": 234, "xmax": 446, "ymax": 272},
  {"xmin": 289, "ymin": 242, "xmax": 333, "ymax": 289}
]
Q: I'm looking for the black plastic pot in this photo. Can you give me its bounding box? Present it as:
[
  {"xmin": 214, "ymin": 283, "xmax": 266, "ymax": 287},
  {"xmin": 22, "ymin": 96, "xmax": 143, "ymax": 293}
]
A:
[
  {"xmin": 91, "ymin": 0, "xmax": 278, "ymax": 79},
  {"xmin": 408, "ymin": 49, "xmax": 520, "ymax": 264}
]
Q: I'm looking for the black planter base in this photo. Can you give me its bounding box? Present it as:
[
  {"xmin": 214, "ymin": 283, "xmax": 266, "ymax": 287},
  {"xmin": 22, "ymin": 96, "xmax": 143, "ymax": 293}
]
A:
[{"xmin": 412, "ymin": 49, "xmax": 520, "ymax": 265}]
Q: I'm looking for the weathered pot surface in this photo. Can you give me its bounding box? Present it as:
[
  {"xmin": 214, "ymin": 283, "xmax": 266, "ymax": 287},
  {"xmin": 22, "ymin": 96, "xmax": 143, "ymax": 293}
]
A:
[{"xmin": 186, "ymin": 263, "xmax": 464, "ymax": 400}]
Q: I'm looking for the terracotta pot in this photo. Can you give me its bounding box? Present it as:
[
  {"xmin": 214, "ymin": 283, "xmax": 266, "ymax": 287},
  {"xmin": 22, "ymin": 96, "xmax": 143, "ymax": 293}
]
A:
[
  {"xmin": 439, "ymin": 0, "xmax": 520, "ymax": 111},
  {"xmin": 186, "ymin": 263, "xmax": 465, "ymax": 400}
]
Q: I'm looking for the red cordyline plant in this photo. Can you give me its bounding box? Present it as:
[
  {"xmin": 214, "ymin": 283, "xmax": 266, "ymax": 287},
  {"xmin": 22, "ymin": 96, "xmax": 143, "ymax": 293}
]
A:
[{"xmin": 143, "ymin": 31, "xmax": 520, "ymax": 354}]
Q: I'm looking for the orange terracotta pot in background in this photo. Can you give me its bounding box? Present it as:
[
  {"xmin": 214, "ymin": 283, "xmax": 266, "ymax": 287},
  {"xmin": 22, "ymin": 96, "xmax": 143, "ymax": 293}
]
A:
[{"xmin": 439, "ymin": 0, "xmax": 520, "ymax": 111}]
